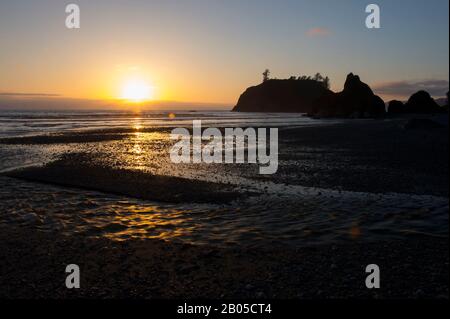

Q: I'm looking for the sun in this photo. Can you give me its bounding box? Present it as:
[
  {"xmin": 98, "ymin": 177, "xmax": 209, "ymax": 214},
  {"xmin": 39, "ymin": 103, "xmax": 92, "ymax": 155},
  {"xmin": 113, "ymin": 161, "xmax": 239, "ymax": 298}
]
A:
[{"xmin": 120, "ymin": 80, "xmax": 153, "ymax": 102}]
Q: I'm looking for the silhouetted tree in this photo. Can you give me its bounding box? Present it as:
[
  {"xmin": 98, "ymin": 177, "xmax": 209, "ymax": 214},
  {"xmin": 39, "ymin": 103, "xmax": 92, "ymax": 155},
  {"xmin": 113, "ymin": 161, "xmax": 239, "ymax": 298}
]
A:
[
  {"xmin": 323, "ymin": 76, "xmax": 330, "ymax": 89},
  {"xmin": 294, "ymin": 73, "xmax": 331, "ymax": 88},
  {"xmin": 313, "ymin": 73, "xmax": 323, "ymax": 82},
  {"xmin": 262, "ymin": 69, "xmax": 270, "ymax": 82}
]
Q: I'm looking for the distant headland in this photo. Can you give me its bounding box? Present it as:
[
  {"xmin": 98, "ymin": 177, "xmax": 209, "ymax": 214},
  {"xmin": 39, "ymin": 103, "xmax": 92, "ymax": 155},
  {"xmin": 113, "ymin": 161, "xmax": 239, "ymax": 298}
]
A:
[{"xmin": 233, "ymin": 70, "xmax": 448, "ymax": 118}]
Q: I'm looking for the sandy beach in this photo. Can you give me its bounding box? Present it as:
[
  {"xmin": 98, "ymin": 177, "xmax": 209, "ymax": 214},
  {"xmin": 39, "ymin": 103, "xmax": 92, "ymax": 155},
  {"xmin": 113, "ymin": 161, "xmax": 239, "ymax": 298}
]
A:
[{"xmin": 0, "ymin": 225, "xmax": 448, "ymax": 299}]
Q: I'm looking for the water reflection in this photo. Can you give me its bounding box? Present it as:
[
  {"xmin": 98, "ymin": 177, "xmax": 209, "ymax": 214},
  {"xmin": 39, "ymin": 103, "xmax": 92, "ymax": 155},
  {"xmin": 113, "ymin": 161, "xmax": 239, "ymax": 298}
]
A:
[
  {"xmin": 0, "ymin": 174, "xmax": 448, "ymax": 248},
  {"xmin": 105, "ymin": 205, "xmax": 195, "ymax": 241},
  {"xmin": 120, "ymin": 118, "xmax": 168, "ymax": 171}
]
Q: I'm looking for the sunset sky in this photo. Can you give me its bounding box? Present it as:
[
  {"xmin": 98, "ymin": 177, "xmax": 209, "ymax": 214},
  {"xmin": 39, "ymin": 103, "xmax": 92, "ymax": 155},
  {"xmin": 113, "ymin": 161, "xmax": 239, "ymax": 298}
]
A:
[{"xmin": 0, "ymin": 0, "xmax": 448, "ymax": 109}]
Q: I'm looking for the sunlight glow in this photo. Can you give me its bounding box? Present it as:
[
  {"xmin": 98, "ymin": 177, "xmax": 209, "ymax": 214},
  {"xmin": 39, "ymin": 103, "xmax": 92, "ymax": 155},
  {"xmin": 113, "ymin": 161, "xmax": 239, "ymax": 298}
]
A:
[{"xmin": 120, "ymin": 80, "xmax": 153, "ymax": 102}]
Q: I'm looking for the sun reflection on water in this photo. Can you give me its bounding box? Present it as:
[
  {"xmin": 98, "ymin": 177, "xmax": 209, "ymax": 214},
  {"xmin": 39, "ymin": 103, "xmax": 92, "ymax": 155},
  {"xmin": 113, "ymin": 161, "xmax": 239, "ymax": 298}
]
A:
[{"xmin": 99, "ymin": 205, "xmax": 196, "ymax": 242}]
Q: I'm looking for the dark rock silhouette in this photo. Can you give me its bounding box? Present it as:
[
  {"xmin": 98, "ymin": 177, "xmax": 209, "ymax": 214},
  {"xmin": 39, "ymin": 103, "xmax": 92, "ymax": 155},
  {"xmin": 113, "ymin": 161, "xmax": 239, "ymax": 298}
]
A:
[
  {"xmin": 388, "ymin": 100, "xmax": 405, "ymax": 114},
  {"xmin": 444, "ymin": 91, "xmax": 450, "ymax": 112},
  {"xmin": 232, "ymin": 79, "xmax": 331, "ymax": 113},
  {"xmin": 233, "ymin": 73, "xmax": 385, "ymax": 117},
  {"xmin": 404, "ymin": 90, "xmax": 442, "ymax": 114},
  {"xmin": 370, "ymin": 95, "xmax": 387, "ymax": 116},
  {"xmin": 311, "ymin": 73, "xmax": 385, "ymax": 117}
]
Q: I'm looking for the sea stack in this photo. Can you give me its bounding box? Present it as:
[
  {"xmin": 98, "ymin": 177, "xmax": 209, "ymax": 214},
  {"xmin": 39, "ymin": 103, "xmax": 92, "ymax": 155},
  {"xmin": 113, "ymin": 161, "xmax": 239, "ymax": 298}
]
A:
[
  {"xmin": 311, "ymin": 73, "xmax": 386, "ymax": 118},
  {"xmin": 232, "ymin": 78, "xmax": 331, "ymax": 113},
  {"xmin": 233, "ymin": 73, "xmax": 386, "ymax": 118}
]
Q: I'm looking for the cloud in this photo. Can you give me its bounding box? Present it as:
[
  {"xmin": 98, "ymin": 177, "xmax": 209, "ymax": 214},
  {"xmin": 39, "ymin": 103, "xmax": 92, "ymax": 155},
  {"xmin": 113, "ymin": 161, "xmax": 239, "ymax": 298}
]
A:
[
  {"xmin": 306, "ymin": 27, "xmax": 331, "ymax": 37},
  {"xmin": 0, "ymin": 92, "xmax": 60, "ymax": 97},
  {"xmin": 373, "ymin": 79, "xmax": 449, "ymax": 98}
]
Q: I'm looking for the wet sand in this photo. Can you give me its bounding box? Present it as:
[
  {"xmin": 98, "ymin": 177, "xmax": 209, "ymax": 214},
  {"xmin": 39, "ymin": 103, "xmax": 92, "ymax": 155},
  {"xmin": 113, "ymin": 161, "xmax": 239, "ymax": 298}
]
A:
[
  {"xmin": 274, "ymin": 118, "xmax": 448, "ymax": 196},
  {"xmin": 2, "ymin": 116, "xmax": 448, "ymax": 196},
  {"xmin": 5, "ymin": 153, "xmax": 248, "ymax": 204}
]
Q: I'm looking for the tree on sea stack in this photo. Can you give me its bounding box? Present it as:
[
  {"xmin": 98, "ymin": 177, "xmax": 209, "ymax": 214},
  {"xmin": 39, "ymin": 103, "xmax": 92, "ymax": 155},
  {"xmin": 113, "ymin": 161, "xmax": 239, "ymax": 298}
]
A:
[
  {"xmin": 262, "ymin": 69, "xmax": 270, "ymax": 82},
  {"xmin": 323, "ymin": 76, "xmax": 330, "ymax": 89},
  {"xmin": 313, "ymin": 73, "xmax": 323, "ymax": 82}
]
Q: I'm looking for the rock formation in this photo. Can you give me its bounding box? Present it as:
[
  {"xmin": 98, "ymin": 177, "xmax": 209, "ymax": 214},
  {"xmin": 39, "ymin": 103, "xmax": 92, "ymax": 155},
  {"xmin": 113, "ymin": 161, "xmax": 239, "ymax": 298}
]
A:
[
  {"xmin": 232, "ymin": 79, "xmax": 331, "ymax": 113},
  {"xmin": 233, "ymin": 73, "xmax": 386, "ymax": 118},
  {"xmin": 404, "ymin": 90, "xmax": 443, "ymax": 114},
  {"xmin": 388, "ymin": 100, "xmax": 405, "ymax": 114},
  {"xmin": 311, "ymin": 73, "xmax": 386, "ymax": 117}
]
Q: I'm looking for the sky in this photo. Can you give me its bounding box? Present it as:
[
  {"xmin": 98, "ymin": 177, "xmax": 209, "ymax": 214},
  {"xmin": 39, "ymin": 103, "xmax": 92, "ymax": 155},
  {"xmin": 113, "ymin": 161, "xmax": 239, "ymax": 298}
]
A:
[{"xmin": 0, "ymin": 0, "xmax": 448, "ymax": 109}]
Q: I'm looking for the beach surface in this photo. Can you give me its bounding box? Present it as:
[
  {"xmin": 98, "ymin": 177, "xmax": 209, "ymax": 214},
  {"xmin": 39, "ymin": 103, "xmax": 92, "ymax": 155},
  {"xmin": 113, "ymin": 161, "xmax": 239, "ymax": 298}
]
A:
[
  {"xmin": 0, "ymin": 225, "xmax": 448, "ymax": 299},
  {"xmin": 0, "ymin": 111, "xmax": 448, "ymax": 298}
]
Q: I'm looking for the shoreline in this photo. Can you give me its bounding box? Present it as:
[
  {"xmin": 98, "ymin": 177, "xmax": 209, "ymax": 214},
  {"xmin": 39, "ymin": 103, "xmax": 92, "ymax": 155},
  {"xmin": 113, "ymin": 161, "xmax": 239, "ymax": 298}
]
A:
[{"xmin": 2, "ymin": 116, "xmax": 447, "ymax": 196}]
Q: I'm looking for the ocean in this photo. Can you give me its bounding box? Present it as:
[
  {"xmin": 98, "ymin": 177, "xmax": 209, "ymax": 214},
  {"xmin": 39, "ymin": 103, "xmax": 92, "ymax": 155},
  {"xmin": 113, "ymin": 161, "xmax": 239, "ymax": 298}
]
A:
[{"xmin": 0, "ymin": 110, "xmax": 331, "ymax": 138}]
